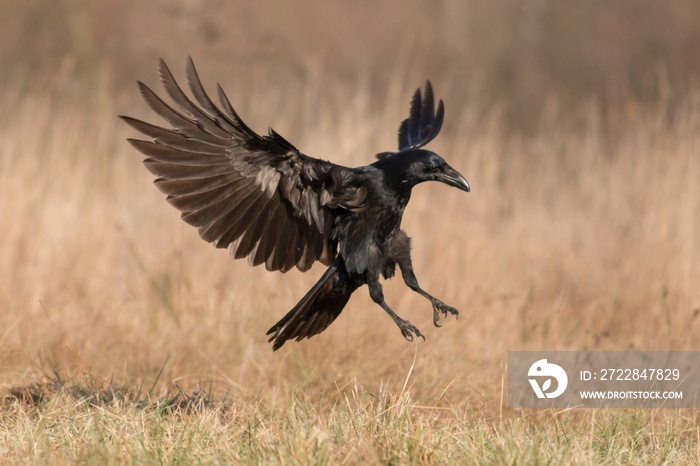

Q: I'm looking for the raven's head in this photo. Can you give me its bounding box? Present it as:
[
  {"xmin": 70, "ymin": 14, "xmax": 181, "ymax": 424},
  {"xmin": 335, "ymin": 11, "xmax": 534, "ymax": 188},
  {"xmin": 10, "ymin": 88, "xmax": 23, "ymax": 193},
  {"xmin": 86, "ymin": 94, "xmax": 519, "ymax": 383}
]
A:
[{"xmin": 394, "ymin": 149, "xmax": 470, "ymax": 192}]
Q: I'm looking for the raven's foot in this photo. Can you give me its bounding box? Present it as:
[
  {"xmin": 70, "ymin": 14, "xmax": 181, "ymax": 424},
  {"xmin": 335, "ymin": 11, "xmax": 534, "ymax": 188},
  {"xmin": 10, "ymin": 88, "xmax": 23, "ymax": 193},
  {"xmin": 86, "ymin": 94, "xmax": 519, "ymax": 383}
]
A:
[
  {"xmin": 396, "ymin": 318, "xmax": 425, "ymax": 342},
  {"xmin": 431, "ymin": 299, "xmax": 459, "ymax": 327}
]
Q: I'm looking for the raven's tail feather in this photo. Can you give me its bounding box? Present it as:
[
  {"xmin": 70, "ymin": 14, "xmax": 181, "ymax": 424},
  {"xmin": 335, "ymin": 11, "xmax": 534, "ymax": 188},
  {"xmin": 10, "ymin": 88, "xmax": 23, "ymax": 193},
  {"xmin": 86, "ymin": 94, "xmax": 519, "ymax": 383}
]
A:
[{"xmin": 267, "ymin": 258, "xmax": 357, "ymax": 351}]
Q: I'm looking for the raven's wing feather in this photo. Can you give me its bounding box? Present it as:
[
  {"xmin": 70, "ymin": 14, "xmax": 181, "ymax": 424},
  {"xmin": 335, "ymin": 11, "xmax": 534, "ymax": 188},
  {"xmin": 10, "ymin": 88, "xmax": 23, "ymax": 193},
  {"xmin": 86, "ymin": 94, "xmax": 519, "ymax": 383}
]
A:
[
  {"xmin": 397, "ymin": 80, "xmax": 444, "ymax": 151},
  {"xmin": 122, "ymin": 58, "xmax": 364, "ymax": 272}
]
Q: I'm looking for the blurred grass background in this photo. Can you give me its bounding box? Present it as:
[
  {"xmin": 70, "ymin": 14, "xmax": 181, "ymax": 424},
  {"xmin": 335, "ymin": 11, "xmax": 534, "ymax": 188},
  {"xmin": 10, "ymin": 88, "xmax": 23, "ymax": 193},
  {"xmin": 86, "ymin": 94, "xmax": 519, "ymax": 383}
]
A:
[
  {"xmin": 1, "ymin": 1, "xmax": 700, "ymax": 463},
  {"xmin": 4, "ymin": 0, "xmax": 700, "ymax": 129}
]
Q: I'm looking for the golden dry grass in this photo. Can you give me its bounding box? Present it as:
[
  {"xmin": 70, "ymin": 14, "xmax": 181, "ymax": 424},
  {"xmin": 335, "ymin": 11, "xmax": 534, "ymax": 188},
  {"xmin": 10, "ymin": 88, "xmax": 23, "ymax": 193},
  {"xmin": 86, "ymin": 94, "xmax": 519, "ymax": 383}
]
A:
[{"xmin": 1, "ymin": 64, "xmax": 700, "ymax": 464}]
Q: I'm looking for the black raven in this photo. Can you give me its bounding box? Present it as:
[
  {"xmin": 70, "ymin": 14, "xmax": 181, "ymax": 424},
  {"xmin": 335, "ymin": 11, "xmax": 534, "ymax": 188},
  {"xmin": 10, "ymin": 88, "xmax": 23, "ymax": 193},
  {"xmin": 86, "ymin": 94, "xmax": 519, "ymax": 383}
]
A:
[{"xmin": 121, "ymin": 58, "xmax": 470, "ymax": 350}]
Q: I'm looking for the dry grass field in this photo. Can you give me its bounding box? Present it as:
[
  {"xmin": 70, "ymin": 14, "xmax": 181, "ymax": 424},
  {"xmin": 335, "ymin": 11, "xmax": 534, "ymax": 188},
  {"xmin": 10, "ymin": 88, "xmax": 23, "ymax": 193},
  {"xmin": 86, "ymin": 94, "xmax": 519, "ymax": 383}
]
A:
[
  {"xmin": 1, "ymin": 63, "xmax": 699, "ymax": 464},
  {"xmin": 2, "ymin": 2, "xmax": 700, "ymax": 464}
]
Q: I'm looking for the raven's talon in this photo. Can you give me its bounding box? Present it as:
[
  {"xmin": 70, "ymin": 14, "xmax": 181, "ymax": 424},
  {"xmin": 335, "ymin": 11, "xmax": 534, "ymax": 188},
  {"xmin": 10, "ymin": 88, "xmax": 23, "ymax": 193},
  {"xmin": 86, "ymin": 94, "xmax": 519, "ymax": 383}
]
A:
[
  {"xmin": 432, "ymin": 308, "xmax": 443, "ymax": 327},
  {"xmin": 398, "ymin": 320, "xmax": 424, "ymax": 342},
  {"xmin": 432, "ymin": 299, "xmax": 459, "ymax": 325}
]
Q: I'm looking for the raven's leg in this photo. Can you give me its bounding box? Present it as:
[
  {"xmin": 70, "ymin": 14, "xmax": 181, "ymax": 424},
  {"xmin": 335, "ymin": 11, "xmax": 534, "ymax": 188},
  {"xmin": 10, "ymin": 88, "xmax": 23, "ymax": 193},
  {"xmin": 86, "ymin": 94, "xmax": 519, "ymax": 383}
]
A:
[
  {"xmin": 366, "ymin": 273, "xmax": 425, "ymax": 342},
  {"xmin": 392, "ymin": 230, "xmax": 459, "ymax": 327}
]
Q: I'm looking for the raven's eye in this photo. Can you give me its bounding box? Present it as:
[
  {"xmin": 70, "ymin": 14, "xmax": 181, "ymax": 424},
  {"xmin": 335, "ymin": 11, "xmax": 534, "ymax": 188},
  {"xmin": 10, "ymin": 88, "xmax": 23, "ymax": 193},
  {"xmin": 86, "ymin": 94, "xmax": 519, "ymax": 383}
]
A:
[{"xmin": 427, "ymin": 163, "xmax": 440, "ymax": 172}]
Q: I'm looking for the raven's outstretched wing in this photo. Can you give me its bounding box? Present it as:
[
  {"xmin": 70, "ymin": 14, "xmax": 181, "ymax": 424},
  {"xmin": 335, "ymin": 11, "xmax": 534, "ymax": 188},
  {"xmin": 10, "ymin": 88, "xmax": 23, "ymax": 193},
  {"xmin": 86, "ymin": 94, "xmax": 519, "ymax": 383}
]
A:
[
  {"xmin": 121, "ymin": 58, "xmax": 363, "ymax": 272},
  {"xmin": 397, "ymin": 80, "xmax": 444, "ymax": 151}
]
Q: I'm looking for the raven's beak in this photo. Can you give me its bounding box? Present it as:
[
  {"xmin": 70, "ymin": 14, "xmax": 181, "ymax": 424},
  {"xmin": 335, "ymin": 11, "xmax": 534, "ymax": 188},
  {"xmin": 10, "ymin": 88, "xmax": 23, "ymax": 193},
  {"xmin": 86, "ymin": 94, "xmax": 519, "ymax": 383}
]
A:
[{"xmin": 439, "ymin": 165, "xmax": 470, "ymax": 192}]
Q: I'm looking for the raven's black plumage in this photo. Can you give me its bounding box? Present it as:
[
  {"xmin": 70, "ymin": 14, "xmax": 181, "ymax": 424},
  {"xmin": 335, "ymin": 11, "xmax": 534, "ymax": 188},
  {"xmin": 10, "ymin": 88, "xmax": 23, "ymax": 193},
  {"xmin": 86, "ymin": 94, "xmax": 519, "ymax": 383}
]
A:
[{"xmin": 122, "ymin": 58, "xmax": 470, "ymax": 350}]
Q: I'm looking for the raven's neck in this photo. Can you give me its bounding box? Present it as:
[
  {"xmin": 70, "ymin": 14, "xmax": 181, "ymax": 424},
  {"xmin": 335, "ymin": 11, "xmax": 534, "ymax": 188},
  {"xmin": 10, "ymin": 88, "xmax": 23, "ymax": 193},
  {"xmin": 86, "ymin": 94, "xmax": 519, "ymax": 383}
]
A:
[{"xmin": 372, "ymin": 159, "xmax": 417, "ymax": 201}]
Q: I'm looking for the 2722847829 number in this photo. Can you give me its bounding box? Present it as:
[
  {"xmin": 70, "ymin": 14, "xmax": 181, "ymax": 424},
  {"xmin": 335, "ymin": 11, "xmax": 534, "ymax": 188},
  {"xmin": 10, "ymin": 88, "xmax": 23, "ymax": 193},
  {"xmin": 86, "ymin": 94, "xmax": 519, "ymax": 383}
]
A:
[{"xmin": 599, "ymin": 368, "xmax": 680, "ymax": 381}]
